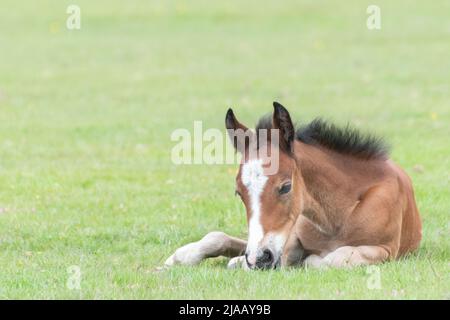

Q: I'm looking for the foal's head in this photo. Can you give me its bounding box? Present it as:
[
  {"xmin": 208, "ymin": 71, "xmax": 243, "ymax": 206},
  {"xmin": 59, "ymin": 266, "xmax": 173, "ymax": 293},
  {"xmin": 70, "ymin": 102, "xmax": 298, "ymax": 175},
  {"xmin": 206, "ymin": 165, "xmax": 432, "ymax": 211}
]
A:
[{"xmin": 226, "ymin": 102, "xmax": 303, "ymax": 269}]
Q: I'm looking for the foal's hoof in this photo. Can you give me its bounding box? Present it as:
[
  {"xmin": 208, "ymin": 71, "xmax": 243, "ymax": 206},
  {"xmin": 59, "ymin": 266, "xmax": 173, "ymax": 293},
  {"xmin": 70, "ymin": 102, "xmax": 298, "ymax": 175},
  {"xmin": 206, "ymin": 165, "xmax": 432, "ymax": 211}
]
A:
[
  {"xmin": 227, "ymin": 256, "xmax": 249, "ymax": 270},
  {"xmin": 164, "ymin": 242, "xmax": 203, "ymax": 266},
  {"xmin": 164, "ymin": 254, "xmax": 176, "ymax": 266}
]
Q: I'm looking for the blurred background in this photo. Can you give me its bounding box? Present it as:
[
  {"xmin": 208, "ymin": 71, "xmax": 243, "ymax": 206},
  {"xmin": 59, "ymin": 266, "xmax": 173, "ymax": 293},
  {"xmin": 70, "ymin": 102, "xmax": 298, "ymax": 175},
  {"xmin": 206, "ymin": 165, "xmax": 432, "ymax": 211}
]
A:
[{"xmin": 0, "ymin": 1, "xmax": 448, "ymax": 299}]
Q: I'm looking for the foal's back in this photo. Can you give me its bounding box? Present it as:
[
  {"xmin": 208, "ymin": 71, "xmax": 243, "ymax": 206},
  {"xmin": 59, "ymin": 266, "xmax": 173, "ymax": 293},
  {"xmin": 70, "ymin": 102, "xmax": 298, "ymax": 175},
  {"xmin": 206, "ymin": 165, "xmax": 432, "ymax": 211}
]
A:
[{"xmin": 389, "ymin": 161, "xmax": 422, "ymax": 256}]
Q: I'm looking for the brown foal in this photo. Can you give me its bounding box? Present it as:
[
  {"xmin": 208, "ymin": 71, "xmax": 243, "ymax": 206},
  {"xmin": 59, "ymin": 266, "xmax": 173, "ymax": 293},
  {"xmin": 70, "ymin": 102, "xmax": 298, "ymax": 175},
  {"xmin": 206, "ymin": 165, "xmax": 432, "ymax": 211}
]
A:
[{"xmin": 165, "ymin": 102, "xmax": 422, "ymax": 269}]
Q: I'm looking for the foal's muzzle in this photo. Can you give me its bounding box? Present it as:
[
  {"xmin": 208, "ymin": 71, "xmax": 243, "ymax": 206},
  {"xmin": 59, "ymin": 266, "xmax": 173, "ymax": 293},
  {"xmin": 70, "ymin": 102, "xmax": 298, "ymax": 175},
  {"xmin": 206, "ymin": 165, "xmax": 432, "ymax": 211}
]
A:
[{"xmin": 246, "ymin": 248, "xmax": 277, "ymax": 270}]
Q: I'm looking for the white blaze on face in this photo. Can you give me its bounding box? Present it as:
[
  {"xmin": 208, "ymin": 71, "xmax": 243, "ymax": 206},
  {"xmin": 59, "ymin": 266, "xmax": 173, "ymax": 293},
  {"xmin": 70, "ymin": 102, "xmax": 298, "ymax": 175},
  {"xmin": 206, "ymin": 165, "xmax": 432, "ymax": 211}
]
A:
[{"xmin": 241, "ymin": 159, "xmax": 268, "ymax": 264}]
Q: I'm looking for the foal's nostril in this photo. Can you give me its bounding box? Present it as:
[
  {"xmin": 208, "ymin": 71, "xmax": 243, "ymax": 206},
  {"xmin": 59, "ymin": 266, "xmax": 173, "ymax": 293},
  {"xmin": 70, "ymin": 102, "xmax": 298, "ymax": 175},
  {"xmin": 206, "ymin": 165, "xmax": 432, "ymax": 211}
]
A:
[
  {"xmin": 255, "ymin": 249, "xmax": 274, "ymax": 269},
  {"xmin": 261, "ymin": 249, "xmax": 273, "ymax": 264}
]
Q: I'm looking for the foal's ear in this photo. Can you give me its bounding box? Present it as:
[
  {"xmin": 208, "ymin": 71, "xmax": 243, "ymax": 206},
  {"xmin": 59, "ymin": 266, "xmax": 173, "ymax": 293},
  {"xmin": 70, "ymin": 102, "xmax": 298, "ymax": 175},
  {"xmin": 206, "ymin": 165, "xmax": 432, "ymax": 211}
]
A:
[
  {"xmin": 272, "ymin": 102, "xmax": 295, "ymax": 153},
  {"xmin": 225, "ymin": 108, "xmax": 253, "ymax": 153}
]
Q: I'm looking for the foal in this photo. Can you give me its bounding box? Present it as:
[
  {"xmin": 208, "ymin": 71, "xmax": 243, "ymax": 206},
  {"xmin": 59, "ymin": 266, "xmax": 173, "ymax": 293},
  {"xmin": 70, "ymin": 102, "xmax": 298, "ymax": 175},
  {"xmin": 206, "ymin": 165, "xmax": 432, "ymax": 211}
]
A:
[{"xmin": 165, "ymin": 102, "xmax": 422, "ymax": 269}]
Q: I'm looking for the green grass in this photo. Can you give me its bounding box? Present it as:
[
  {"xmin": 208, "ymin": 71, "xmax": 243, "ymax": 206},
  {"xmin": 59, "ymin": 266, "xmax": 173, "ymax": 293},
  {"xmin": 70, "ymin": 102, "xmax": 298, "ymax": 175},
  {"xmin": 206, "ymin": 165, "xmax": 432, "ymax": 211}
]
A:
[{"xmin": 0, "ymin": 0, "xmax": 449, "ymax": 299}]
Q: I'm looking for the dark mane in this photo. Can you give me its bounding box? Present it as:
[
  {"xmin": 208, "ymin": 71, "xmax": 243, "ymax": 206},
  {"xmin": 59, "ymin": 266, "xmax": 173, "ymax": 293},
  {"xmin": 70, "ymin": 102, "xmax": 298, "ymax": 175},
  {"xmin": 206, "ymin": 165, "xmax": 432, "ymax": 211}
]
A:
[
  {"xmin": 297, "ymin": 118, "xmax": 389, "ymax": 160},
  {"xmin": 256, "ymin": 115, "xmax": 389, "ymax": 160}
]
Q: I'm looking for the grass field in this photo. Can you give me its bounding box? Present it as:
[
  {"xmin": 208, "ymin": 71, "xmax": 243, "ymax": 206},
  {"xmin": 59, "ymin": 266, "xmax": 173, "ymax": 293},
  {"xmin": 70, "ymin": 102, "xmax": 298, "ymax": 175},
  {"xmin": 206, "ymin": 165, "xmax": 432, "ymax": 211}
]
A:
[{"xmin": 0, "ymin": 1, "xmax": 449, "ymax": 299}]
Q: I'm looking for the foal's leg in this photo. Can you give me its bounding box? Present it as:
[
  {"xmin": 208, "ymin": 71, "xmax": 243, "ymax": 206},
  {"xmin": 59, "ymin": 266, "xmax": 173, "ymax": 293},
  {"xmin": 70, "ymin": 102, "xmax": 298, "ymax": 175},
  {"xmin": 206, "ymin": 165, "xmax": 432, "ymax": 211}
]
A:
[
  {"xmin": 303, "ymin": 245, "xmax": 389, "ymax": 269},
  {"xmin": 165, "ymin": 231, "xmax": 247, "ymax": 266}
]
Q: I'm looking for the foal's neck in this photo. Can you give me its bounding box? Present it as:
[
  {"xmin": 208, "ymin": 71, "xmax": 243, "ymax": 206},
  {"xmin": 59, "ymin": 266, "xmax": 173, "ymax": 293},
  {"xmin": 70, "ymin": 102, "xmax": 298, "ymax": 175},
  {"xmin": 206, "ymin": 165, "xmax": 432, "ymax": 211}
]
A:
[{"xmin": 293, "ymin": 141, "xmax": 352, "ymax": 232}]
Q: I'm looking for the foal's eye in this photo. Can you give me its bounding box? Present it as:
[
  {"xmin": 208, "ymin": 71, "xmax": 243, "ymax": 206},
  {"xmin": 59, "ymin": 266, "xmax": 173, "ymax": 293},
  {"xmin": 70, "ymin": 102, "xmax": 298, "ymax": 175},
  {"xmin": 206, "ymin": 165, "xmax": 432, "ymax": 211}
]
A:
[{"xmin": 279, "ymin": 183, "xmax": 292, "ymax": 195}]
